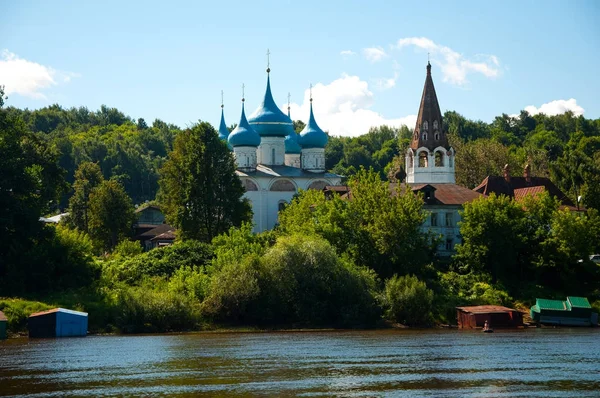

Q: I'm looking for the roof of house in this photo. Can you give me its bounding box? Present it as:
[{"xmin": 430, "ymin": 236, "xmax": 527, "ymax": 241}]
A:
[
  {"xmin": 456, "ymin": 305, "xmax": 519, "ymax": 314},
  {"xmin": 151, "ymin": 230, "xmax": 176, "ymax": 241},
  {"xmin": 135, "ymin": 204, "xmax": 161, "ymax": 213},
  {"xmin": 236, "ymin": 164, "xmax": 340, "ymax": 179},
  {"xmin": 473, "ymin": 176, "xmax": 575, "ymax": 207},
  {"xmin": 136, "ymin": 224, "xmax": 174, "ymax": 239},
  {"xmin": 29, "ymin": 308, "xmax": 88, "ymax": 318}
]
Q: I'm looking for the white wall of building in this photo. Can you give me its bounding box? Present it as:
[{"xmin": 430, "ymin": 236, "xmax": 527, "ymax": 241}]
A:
[{"xmin": 257, "ymin": 137, "xmax": 285, "ymax": 166}]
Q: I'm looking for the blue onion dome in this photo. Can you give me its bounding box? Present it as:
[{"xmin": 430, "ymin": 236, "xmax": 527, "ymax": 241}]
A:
[
  {"xmin": 228, "ymin": 102, "xmax": 261, "ymax": 147},
  {"xmin": 218, "ymin": 107, "xmax": 232, "ymax": 150},
  {"xmin": 299, "ymin": 100, "xmax": 328, "ymax": 148},
  {"xmin": 285, "ymin": 131, "xmax": 302, "ymax": 154},
  {"xmin": 248, "ymin": 74, "xmax": 295, "ymax": 137}
]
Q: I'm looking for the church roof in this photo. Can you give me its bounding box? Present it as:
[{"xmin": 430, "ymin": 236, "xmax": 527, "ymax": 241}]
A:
[
  {"xmin": 410, "ymin": 62, "xmax": 449, "ymax": 151},
  {"xmin": 299, "ymin": 101, "xmax": 328, "ymax": 149},
  {"xmin": 285, "ymin": 131, "xmax": 302, "ymax": 154},
  {"xmin": 248, "ymin": 73, "xmax": 295, "ymax": 137},
  {"xmin": 218, "ymin": 108, "xmax": 232, "ymax": 149},
  {"xmin": 236, "ymin": 164, "xmax": 339, "ymax": 179},
  {"xmin": 228, "ymin": 102, "xmax": 261, "ymax": 147}
]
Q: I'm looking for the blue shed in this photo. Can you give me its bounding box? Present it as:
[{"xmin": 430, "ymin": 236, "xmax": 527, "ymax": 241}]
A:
[
  {"xmin": 0, "ymin": 311, "xmax": 7, "ymax": 340},
  {"xmin": 28, "ymin": 308, "xmax": 88, "ymax": 338}
]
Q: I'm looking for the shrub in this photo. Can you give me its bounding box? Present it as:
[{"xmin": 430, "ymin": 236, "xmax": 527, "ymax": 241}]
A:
[
  {"xmin": 384, "ymin": 274, "xmax": 434, "ymax": 326},
  {"xmin": 167, "ymin": 266, "xmax": 211, "ymax": 301},
  {"xmin": 104, "ymin": 240, "xmax": 213, "ymax": 285},
  {"xmin": 112, "ymin": 239, "xmax": 143, "ymax": 258},
  {"xmin": 113, "ymin": 283, "xmax": 201, "ymax": 333},
  {"xmin": 0, "ymin": 298, "xmax": 53, "ymax": 333}
]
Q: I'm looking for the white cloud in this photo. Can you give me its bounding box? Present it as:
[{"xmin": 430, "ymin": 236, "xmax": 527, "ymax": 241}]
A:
[
  {"xmin": 363, "ymin": 46, "xmax": 388, "ymax": 63},
  {"xmin": 373, "ymin": 72, "xmax": 398, "ymax": 90},
  {"xmin": 523, "ymin": 98, "xmax": 584, "ymax": 117},
  {"xmin": 395, "ymin": 37, "xmax": 500, "ymax": 85},
  {"xmin": 285, "ymin": 74, "xmax": 415, "ymax": 137},
  {"xmin": 0, "ymin": 49, "xmax": 78, "ymax": 99},
  {"xmin": 340, "ymin": 50, "xmax": 356, "ymax": 56}
]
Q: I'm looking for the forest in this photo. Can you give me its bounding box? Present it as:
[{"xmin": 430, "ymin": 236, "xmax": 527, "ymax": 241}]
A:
[{"xmin": 1, "ymin": 87, "xmax": 600, "ymax": 335}]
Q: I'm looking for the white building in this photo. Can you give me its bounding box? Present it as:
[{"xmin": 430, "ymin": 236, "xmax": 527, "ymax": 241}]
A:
[{"xmin": 219, "ymin": 67, "xmax": 342, "ymax": 232}]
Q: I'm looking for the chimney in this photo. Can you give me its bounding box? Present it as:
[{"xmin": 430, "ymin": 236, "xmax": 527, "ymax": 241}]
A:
[
  {"xmin": 523, "ymin": 164, "xmax": 531, "ymax": 183},
  {"xmin": 503, "ymin": 164, "xmax": 511, "ymax": 183}
]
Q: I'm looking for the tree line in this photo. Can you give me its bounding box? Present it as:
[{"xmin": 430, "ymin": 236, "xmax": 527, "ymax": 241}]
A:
[{"xmin": 1, "ymin": 87, "xmax": 599, "ymax": 333}]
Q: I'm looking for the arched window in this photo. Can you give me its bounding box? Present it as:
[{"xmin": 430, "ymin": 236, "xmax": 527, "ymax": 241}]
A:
[
  {"xmin": 435, "ymin": 151, "xmax": 444, "ymax": 167},
  {"xmin": 271, "ymin": 148, "xmax": 275, "ymax": 164},
  {"xmin": 270, "ymin": 179, "xmax": 296, "ymax": 191},
  {"xmin": 278, "ymin": 201, "xmax": 286, "ymax": 212},
  {"xmin": 418, "ymin": 152, "xmax": 428, "ymax": 167},
  {"xmin": 423, "ymin": 121, "xmax": 428, "ymax": 130},
  {"xmin": 434, "ymin": 132, "xmax": 440, "ymax": 141},
  {"xmin": 422, "ymin": 132, "xmax": 427, "ymax": 141},
  {"xmin": 308, "ymin": 180, "xmax": 328, "ymax": 190},
  {"xmin": 433, "ymin": 120, "xmax": 438, "ymax": 130},
  {"xmin": 242, "ymin": 179, "xmax": 258, "ymax": 191}
]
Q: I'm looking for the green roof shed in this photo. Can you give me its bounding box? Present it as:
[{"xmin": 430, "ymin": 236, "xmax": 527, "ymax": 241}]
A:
[{"xmin": 530, "ymin": 296, "xmax": 597, "ymax": 326}]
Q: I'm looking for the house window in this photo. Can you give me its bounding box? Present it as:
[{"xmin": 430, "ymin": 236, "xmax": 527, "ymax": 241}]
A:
[
  {"xmin": 422, "ymin": 132, "xmax": 428, "ymax": 141},
  {"xmin": 271, "ymin": 148, "xmax": 276, "ymax": 164},
  {"xmin": 445, "ymin": 238, "xmax": 454, "ymax": 251},
  {"xmin": 435, "ymin": 132, "xmax": 440, "ymax": 140},
  {"xmin": 445, "ymin": 212, "xmax": 453, "ymax": 226},
  {"xmin": 431, "ymin": 213, "xmax": 438, "ymax": 227}
]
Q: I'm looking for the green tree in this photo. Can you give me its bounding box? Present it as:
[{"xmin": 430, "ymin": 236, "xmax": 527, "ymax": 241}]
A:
[
  {"xmin": 88, "ymin": 179, "xmax": 135, "ymax": 250},
  {"xmin": 384, "ymin": 274, "xmax": 434, "ymax": 326},
  {"xmin": 158, "ymin": 122, "xmax": 251, "ymax": 242},
  {"xmin": 66, "ymin": 162, "xmax": 105, "ymax": 231}
]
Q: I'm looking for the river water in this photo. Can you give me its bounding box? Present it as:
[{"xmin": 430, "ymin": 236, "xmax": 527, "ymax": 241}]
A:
[{"xmin": 0, "ymin": 329, "xmax": 598, "ymax": 397}]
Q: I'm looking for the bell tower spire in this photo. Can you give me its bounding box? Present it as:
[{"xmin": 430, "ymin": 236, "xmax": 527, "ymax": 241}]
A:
[{"xmin": 405, "ymin": 62, "xmax": 455, "ymax": 184}]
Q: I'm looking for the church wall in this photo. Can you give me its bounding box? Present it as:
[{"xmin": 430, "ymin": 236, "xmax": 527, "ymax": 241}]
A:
[
  {"xmin": 241, "ymin": 175, "xmax": 341, "ymax": 233},
  {"xmin": 285, "ymin": 154, "xmax": 301, "ymax": 168},
  {"xmin": 301, "ymin": 148, "xmax": 326, "ymax": 172},
  {"xmin": 257, "ymin": 136, "xmax": 285, "ymax": 166}
]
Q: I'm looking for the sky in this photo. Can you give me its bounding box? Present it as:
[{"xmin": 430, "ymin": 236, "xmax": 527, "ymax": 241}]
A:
[{"xmin": 1, "ymin": 0, "xmax": 599, "ymax": 137}]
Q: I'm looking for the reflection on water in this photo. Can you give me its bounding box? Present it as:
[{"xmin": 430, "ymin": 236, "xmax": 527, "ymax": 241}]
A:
[{"xmin": 1, "ymin": 329, "xmax": 599, "ymax": 397}]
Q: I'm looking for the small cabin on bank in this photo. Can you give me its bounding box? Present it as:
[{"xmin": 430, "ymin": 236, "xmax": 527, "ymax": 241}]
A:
[
  {"xmin": 28, "ymin": 308, "xmax": 88, "ymax": 338},
  {"xmin": 0, "ymin": 311, "xmax": 7, "ymax": 340},
  {"xmin": 530, "ymin": 297, "xmax": 598, "ymax": 326},
  {"xmin": 457, "ymin": 305, "xmax": 524, "ymax": 329}
]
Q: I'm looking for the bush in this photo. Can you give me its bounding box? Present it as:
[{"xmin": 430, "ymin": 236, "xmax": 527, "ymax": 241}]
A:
[
  {"xmin": 167, "ymin": 266, "xmax": 211, "ymax": 301},
  {"xmin": 0, "ymin": 298, "xmax": 53, "ymax": 333},
  {"xmin": 384, "ymin": 274, "xmax": 434, "ymax": 326},
  {"xmin": 113, "ymin": 283, "xmax": 201, "ymax": 333},
  {"xmin": 104, "ymin": 240, "xmax": 213, "ymax": 284},
  {"xmin": 202, "ymin": 234, "xmax": 380, "ymax": 327},
  {"xmin": 112, "ymin": 239, "xmax": 143, "ymax": 258}
]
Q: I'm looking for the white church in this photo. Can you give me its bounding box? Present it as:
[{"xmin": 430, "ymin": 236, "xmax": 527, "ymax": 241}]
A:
[{"xmin": 218, "ymin": 66, "xmax": 341, "ymax": 232}]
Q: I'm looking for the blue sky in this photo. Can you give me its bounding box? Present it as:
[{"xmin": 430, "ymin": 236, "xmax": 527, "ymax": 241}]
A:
[{"xmin": 1, "ymin": 0, "xmax": 599, "ymax": 136}]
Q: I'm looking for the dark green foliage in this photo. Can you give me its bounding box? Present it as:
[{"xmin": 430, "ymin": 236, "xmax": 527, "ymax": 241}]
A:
[
  {"xmin": 384, "ymin": 274, "xmax": 434, "ymax": 326},
  {"xmin": 65, "ymin": 162, "xmax": 104, "ymax": 231},
  {"xmin": 88, "ymin": 179, "xmax": 136, "ymax": 250},
  {"xmin": 202, "ymin": 234, "xmax": 380, "ymax": 327},
  {"xmin": 105, "ymin": 240, "xmax": 213, "ymax": 284},
  {"xmin": 159, "ymin": 121, "xmax": 252, "ymax": 242}
]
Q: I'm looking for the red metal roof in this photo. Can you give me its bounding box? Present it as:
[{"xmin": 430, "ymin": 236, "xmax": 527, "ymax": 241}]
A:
[
  {"xmin": 29, "ymin": 308, "xmax": 60, "ymax": 317},
  {"xmin": 456, "ymin": 305, "xmax": 518, "ymax": 314},
  {"xmin": 0, "ymin": 311, "xmax": 7, "ymax": 321},
  {"xmin": 513, "ymin": 186, "xmax": 546, "ymax": 201},
  {"xmin": 474, "ymin": 176, "xmax": 576, "ymax": 207}
]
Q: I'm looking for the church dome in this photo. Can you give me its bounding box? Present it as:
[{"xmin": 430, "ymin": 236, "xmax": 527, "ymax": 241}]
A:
[
  {"xmin": 299, "ymin": 101, "xmax": 328, "ymax": 149},
  {"xmin": 285, "ymin": 131, "xmax": 302, "ymax": 154},
  {"xmin": 218, "ymin": 108, "xmax": 232, "ymax": 149},
  {"xmin": 248, "ymin": 73, "xmax": 295, "ymax": 137},
  {"xmin": 228, "ymin": 102, "xmax": 261, "ymax": 147}
]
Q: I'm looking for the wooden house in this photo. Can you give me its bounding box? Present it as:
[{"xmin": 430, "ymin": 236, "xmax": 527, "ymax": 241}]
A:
[{"xmin": 456, "ymin": 305, "xmax": 523, "ymax": 329}]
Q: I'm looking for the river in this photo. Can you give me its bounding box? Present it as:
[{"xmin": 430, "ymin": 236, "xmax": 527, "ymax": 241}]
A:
[{"xmin": 0, "ymin": 328, "xmax": 598, "ymax": 397}]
